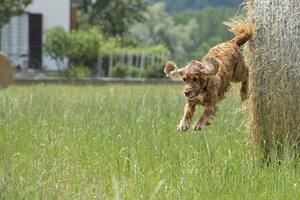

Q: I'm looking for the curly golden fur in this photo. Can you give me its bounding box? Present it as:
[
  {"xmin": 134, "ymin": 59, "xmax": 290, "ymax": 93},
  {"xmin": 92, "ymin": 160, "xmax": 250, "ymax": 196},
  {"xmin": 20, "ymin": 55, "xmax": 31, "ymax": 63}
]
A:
[{"xmin": 165, "ymin": 20, "xmax": 254, "ymax": 131}]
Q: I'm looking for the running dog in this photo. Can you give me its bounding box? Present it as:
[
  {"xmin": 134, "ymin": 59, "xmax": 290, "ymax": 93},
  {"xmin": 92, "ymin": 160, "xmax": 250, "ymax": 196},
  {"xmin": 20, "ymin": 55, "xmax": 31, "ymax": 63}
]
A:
[{"xmin": 164, "ymin": 20, "xmax": 254, "ymax": 131}]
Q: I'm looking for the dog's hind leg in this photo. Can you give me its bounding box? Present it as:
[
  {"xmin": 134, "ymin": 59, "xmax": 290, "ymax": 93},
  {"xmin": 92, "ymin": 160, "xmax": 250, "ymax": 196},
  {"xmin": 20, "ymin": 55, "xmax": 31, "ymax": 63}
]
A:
[
  {"xmin": 240, "ymin": 78, "xmax": 249, "ymax": 101},
  {"xmin": 235, "ymin": 60, "xmax": 249, "ymax": 101}
]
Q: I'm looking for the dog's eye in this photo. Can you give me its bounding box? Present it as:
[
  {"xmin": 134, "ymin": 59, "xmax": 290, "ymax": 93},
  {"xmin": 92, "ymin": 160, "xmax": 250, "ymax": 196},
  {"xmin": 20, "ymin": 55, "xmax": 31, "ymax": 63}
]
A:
[
  {"xmin": 183, "ymin": 78, "xmax": 187, "ymax": 82},
  {"xmin": 192, "ymin": 77, "xmax": 198, "ymax": 82}
]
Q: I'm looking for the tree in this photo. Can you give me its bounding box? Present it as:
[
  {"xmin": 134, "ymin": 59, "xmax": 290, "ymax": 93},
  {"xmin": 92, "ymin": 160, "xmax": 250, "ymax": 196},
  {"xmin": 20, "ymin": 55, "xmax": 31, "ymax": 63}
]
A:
[
  {"xmin": 44, "ymin": 27, "xmax": 69, "ymax": 73},
  {"xmin": 67, "ymin": 27, "xmax": 104, "ymax": 67},
  {"xmin": 77, "ymin": 0, "xmax": 93, "ymax": 13},
  {"xmin": 146, "ymin": 0, "xmax": 242, "ymax": 12},
  {"xmin": 0, "ymin": 0, "xmax": 32, "ymax": 28},
  {"xmin": 44, "ymin": 27, "xmax": 107, "ymax": 71},
  {"xmin": 77, "ymin": 0, "xmax": 146, "ymax": 37},
  {"xmin": 172, "ymin": 7, "xmax": 237, "ymax": 59},
  {"xmin": 0, "ymin": 0, "xmax": 32, "ymax": 49},
  {"xmin": 129, "ymin": 3, "xmax": 198, "ymax": 64}
]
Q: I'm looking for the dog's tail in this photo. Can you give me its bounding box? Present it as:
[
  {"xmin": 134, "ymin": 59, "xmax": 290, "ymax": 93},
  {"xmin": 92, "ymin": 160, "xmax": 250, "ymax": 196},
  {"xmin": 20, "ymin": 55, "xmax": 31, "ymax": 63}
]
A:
[{"xmin": 224, "ymin": 19, "xmax": 255, "ymax": 47}]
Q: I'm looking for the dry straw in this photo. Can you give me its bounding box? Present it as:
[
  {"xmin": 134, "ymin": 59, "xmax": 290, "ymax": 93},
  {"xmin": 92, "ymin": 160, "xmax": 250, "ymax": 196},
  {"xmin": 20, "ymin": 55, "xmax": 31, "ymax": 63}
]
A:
[
  {"xmin": 245, "ymin": 0, "xmax": 300, "ymax": 158},
  {"xmin": 0, "ymin": 52, "xmax": 13, "ymax": 87}
]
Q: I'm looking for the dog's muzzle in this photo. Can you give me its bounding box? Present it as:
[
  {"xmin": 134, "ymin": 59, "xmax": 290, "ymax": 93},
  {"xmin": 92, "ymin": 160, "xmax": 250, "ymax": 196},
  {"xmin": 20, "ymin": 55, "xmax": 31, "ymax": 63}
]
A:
[
  {"xmin": 184, "ymin": 91, "xmax": 192, "ymax": 97},
  {"xmin": 184, "ymin": 91, "xmax": 199, "ymax": 99}
]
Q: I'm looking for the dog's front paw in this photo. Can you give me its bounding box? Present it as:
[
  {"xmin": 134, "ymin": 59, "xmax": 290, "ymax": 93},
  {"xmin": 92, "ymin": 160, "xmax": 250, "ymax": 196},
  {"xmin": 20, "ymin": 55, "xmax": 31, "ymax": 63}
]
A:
[
  {"xmin": 177, "ymin": 121, "xmax": 190, "ymax": 132},
  {"xmin": 192, "ymin": 122, "xmax": 205, "ymax": 131}
]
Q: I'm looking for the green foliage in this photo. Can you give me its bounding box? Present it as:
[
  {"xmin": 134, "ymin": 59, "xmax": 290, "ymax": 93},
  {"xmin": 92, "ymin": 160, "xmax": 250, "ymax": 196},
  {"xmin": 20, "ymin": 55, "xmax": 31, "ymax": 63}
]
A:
[
  {"xmin": 129, "ymin": 3, "xmax": 197, "ymax": 64},
  {"xmin": 99, "ymin": 37, "xmax": 120, "ymax": 55},
  {"xmin": 44, "ymin": 26, "xmax": 167, "ymax": 77},
  {"xmin": 64, "ymin": 65, "xmax": 93, "ymax": 78},
  {"xmin": 44, "ymin": 27, "xmax": 69, "ymax": 71},
  {"xmin": 109, "ymin": 64, "xmax": 132, "ymax": 78},
  {"xmin": 75, "ymin": 0, "xmax": 241, "ymax": 66},
  {"xmin": 140, "ymin": 64, "xmax": 165, "ymax": 78},
  {"xmin": 109, "ymin": 63, "xmax": 164, "ymax": 78},
  {"xmin": 172, "ymin": 6, "xmax": 237, "ymax": 60},
  {"xmin": 109, "ymin": 64, "xmax": 144, "ymax": 78},
  {"xmin": 110, "ymin": 44, "xmax": 168, "ymax": 56},
  {"xmin": 0, "ymin": 0, "xmax": 32, "ymax": 49},
  {"xmin": 67, "ymin": 27, "xmax": 103, "ymax": 67},
  {"xmin": 146, "ymin": 0, "xmax": 242, "ymax": 12},
  {"xmin": 77, "ymin": 0, "xmax": 146, "ymax": 37},
  {"xmin": 44, "ymin": 27, "xmax": 103, "ymax": 73},
  {"xmin": 0, "ymin": 0, "xmax": 32, "ymax": 28},
  {"xmin": 74, "ymin": 1, "xmax": 240, "ymax": 71},
  {"xmin": 128, "ymin": 66, "xmax": 141, "ymax": 78},
  {"xmin": 76, "ymin": 10, "xmax": 90, "ymax": 30},
  {"xmin": 129, "ymin": 3, "xmax": 238, "ymax": 65}
]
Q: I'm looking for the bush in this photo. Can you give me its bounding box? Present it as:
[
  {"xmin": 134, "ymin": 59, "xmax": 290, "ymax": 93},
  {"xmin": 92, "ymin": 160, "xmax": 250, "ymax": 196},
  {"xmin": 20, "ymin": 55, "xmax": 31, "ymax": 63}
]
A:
[
  {"xmin": 109, "ymin": 64, "xmax": 141, "ymax": 78},
  {"xmin": 109, "ymin": 65, "xmax": 128, "ymax": 77},
  {"xmin": 109, "ymin": 63, "xmax": 165, "ymax": 78},
  {"xmin": 140, "ymin": 64, "xmax": 165, "ymax": 78},
  {"xmin": 44, "ymin": 27, "xmax": 69, "ymax": 71},
  {"xmin": 128, "ymin": 67, "xmax": 140, "ymax": 77},
  {"xmin": 64, "ymin": 65, "xmax": 93, "ymax": 78},
  {"xmin": 44, "ymin": 26, "xmax": 168, "ymax": 78},
  {"xmin": 45, "ymin": 26, "xmax": 105, "ymax": 74},
  {"xmin": 67, "ymin": 27, "xmax": 103, "ymax": 67}
]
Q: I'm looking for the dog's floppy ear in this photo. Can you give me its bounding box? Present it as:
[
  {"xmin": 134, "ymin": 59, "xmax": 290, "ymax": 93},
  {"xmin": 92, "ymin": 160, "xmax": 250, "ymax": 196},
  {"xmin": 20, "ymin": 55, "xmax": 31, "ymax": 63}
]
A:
[
  {"xmin": 199, "ymin": 57, "xmax": 219, "ymax": 76},
  {"xmin": 164, "ymin": 61, "xmax": 184, "ymax": 77}
]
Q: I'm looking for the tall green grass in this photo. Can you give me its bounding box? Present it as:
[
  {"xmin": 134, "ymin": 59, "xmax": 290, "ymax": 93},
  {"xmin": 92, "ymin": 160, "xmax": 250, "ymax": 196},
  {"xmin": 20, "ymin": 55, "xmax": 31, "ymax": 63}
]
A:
[{"xmin": 1, "ymin": 85, "xmax": 300, "ymax": 199}]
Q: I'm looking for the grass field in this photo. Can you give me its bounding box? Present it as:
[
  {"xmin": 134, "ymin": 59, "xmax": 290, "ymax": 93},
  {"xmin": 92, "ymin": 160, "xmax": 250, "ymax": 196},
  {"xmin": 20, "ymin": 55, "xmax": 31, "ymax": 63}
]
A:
[{"xmin": 1, "ymin": 85, "xmax": 300, "ymax": 199}]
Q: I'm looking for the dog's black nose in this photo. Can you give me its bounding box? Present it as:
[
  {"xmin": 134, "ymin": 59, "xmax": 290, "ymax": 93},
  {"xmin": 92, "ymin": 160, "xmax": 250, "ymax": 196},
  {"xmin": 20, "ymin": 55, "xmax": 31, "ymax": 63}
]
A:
[{"xmin": 184, "ymin": 91, "xmax": 191, "ymax": 97}]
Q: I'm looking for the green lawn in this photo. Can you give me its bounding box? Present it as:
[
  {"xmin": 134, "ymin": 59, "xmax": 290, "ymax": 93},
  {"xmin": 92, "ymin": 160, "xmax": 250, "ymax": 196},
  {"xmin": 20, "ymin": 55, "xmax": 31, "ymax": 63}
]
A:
[{"xmin": 1, "ymin": 85, "xmax": 300, "ymax": 199}]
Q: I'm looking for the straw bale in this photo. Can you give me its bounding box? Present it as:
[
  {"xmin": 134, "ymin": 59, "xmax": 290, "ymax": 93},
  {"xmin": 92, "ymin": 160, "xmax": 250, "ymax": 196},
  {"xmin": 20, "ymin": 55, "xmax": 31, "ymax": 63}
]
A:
[
  {"xmin": 0, "ymin": 53, "xmax": 13, "ymax": 87},
  {"xmin": 245, "ymin": 0, "xmax": 300, "ymax": 157}
]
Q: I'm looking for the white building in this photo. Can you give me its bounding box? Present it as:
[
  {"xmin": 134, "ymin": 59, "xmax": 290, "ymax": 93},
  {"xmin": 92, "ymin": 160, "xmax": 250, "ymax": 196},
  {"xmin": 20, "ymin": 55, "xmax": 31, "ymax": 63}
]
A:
[{"xmin": 0, "ymin": 0, "xmax": 72, "ymax": 70}]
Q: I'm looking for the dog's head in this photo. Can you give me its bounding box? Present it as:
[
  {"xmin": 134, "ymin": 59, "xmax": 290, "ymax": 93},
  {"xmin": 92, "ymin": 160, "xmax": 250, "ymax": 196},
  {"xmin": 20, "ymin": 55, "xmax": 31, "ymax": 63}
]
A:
[{"xmin": 164, "ymin": 57, "xmax": 219, "ymax": 99}]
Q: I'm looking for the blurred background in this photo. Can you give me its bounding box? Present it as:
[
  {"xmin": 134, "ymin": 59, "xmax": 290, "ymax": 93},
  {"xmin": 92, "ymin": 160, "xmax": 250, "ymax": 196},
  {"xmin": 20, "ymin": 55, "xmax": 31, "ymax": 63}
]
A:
[{"xmin": 0, "ymin": 0, "xmax": 243, "ymax": 79}]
